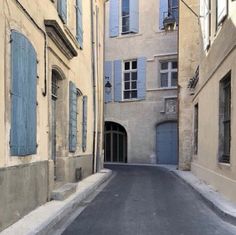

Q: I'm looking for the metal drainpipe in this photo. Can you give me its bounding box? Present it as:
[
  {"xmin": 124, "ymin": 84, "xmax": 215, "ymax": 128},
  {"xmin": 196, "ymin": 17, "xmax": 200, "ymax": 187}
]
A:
[
  {"xmin": 15, "ymin": 0, "xmax": 47, "ymax": 97},
  {"xmin": 91, "ymin": 0, "xmax": 98, "ymax": 174}
]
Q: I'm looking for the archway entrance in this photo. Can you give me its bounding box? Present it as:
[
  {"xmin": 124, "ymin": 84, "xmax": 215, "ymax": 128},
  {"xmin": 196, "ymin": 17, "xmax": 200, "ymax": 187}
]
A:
[
  {"xmin": 105, "ymin": 122, "xmax": 127, "ymax": 163},
  {"xmin": 156, "ymin": 122, "xmax": 178, "ymax": 164}
]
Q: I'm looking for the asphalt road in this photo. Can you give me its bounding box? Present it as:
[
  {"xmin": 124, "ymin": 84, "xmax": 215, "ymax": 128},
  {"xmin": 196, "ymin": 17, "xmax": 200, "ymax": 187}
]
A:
[{"xmin": 62, "ymin": 165, "xmax": 236, "ymax": 235}]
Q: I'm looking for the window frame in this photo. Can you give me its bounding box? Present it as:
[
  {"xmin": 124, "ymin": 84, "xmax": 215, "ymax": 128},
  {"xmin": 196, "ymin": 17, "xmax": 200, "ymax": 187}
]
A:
[
  {"xmin": 121, "ymin": 0, "xmax": 130, "ymax": 34},
  {"xmin": 122, "ymin": 59, "xmax": 138, "ymax": 100},
  {"xmin": 159, "ymin": 60, "xmax": 178, "ymax": 88},
  {"xmin": 219, "ymin": 73, "xmax": 231, "ymax": 164}
]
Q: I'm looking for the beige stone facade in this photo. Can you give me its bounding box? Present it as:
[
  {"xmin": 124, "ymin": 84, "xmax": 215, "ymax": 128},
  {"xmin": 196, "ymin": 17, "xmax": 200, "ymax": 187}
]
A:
[
  {"xmin": 0, "ymin": 0, "xmax": 105, "ymax": 231},
  {"xmin": 104, "ymin": 0, "xmax": 178, "ymax": 164},
  {"xmin": 178, "ymin": 0, "xmax": 236, "ymax": 203}
]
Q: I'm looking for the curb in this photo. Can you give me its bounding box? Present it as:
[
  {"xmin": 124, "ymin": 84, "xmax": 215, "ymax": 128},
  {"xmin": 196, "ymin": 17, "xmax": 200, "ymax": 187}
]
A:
[
  {"xmin": 159, "ymin": 166, "xmax": 236, "ymax": 226},
  {"xmin": 1, "ymin": 169, "xmax": 112, "ymax": 235}
]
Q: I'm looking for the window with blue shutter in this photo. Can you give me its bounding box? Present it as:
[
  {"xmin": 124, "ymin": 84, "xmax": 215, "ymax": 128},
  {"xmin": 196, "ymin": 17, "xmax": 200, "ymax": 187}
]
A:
[
  {"xmin": 114, "ymin": 60, "xmax": 122, "ymax": 102},
  {"xmin": 82, "ymin": 96, "xmax": 88, "ymax": 152},
  {"xmin": 76, "ymin": 0, "xmax": 83, "ymax": 48},
  {"xmin": 159, "ymin": 0, "xmax": 168, "ymax": 29},
  {"xmin": 105, "ymin": 61, "xmax": 113, "ymax": 103},
  {"xmin": 69, "ymin": 81, "xmax": 78, "ymax": 152},
  {"xmin": 10, "ymin": 31, "xmax": 37, "ymax": 156},
  {"xmin": 129, "ymin": 0, "xmax": 139, "ymax": 33},
  {"xmin": 217, "ymin": 0, "xmax": 227, "ymax": 26},
  {"xmin": 58, "ymin": 0, "xmax": 67, "ymax": 24},
  {"xmin": 109, "ymin": 0, "xmax": 119, "ymax": 37},
  {"xmin": 137, "ymin": 57, "xmax": 146, "ymax": 99}
]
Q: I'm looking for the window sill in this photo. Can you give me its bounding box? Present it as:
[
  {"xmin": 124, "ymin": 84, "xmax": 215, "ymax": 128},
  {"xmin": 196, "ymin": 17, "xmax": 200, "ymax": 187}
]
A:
[
  {"xmin": 116, "ymin": 33, "xmax": 142, "ymax": 39},
  {"xmin": 120, "ymin": 98, "xmax": 144, "ymax": 103},
  {"xmin": 147, "ymin": 87, "xmax": 178, "ymax": 92},
  {"xmin": 218, "ymin": 162, "xmax": 231, "ymax": 169}
]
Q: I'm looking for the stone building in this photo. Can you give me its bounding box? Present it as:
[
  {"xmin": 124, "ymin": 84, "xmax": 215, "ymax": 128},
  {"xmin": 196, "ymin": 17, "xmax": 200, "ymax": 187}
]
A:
[
  {"xmin": 178, "ymin": 0, "xmax": 236, "ymax": 204},
  {"xmin": 104, "ymin": 0, "xmax": 178, "ymax": 164},
  {"xmin": 0, "ymin": 0, "xmax": 105, "ymax": 231}
]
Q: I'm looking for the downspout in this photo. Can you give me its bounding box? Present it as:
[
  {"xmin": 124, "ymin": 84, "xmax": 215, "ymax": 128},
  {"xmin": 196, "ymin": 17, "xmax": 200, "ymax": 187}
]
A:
[
  {"xmin": 91, "ymin": 0, "xmax": 98, "ymax": 173},
  {"xmin": 14, "ymin": 0, "xmax": 47, "ymax": 97}
]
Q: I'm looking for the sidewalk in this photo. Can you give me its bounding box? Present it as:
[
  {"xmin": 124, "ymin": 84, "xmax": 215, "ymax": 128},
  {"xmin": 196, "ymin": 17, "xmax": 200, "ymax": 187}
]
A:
[
  {"xmin": 1, "ymin": 169, "xmax": 112, "ymax": 235},
  {"xmin": 160, "ymin": 165, "xmax": 236, "ymax": 226}
]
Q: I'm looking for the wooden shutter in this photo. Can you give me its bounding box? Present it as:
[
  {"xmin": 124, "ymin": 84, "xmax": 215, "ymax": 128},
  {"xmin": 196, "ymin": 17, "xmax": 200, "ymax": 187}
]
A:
[
  {"xmin": 69, "ymin": 81, "xmax": 78, "ymax": 152},
  {"xmin": 10, "ymin": 31, "xmax": 37, "ymax": 156},
  {"xmin": 76, "ymin": 0, "xmax": 83, "ymax": 48},
  {"xmin": 200, "ymin": 0, "xmax": 210, "ymax": 50},
  {"xmin": 217, "ymin": 0, "xmax": 227, "ymax": 25},
  {"xmin": 105, "ymin": 61, "xmax": 113, "ymax": 103},
  {"xmin": 82, "ymin": 96, "xmax": 88, "ymax": 152},
  {"xmin": 114, "ymin": 60, "xmax": 122, "ymax": 102},
  {"xmin": 109, "ymin": 0, "xmax": 119, "ymax": 37},
  {"xmin": 58, "ymin": 0, "xmax": 67, "ymax": 24},
  {"xmin": 130, "ymin": 0, "xmax": 139, "ymax": 33},
  {"xmin": 137, "ymin": 57, "xmax": 146, "ymax": 100},
  {"xmin": 159, "ymin": 0, "xmax": 168, "ymax": 29}
]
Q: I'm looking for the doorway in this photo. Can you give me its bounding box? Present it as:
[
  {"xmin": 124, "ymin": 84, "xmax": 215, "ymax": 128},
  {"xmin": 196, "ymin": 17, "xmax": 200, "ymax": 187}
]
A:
[
  {"xmin": 156, "ymin": 122, "xmax": 177, "ymax": 164},
  {"xmin": 105, "ymin": 122, "xmax": 127, "ymax": 163}
]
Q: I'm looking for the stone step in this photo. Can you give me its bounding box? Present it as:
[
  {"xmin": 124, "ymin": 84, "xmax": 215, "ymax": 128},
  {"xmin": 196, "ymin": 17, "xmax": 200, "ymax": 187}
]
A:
[{"xmin": 51, "ymin": 183, "xmax": 77, "ymax": 201}]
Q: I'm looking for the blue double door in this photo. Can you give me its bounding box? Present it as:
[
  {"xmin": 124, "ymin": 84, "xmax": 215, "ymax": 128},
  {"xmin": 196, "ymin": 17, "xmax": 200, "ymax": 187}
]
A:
[{"xmin": 156, "ymin": 122, "xmax": 178, "ymax": 165}]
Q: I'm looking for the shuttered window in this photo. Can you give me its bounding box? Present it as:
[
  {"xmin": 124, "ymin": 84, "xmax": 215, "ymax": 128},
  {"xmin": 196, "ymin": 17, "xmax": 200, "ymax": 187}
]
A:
[
  {"xmin": 58, "ymin": 0, "xmax": 67, "ymax": 24},
  {"xmin": 10, "ymin": 31, "xmax": 37, "ymax": 156},
  {"xmin": 114, "ymin": 60, "xmax": 122, "ymax": 101},
  {"xmin": 160, "ymin": 61, "xmax": 178, "ymax": 88},
  {"xmin": 69, "ymin": 81, "xmax": 78, "ymax": 152},
  {"xmin": 217, "ymin": 0, "xmax": 227, "ymax": 26},
  {"xmin": 76, "ymin": 0, "xmax": 83, "ymax": 48},
  {"xmin": 159, "ymin": 0, "xmax": 178, "ymax": 29},
  {"xmin": 200, "ymin": 0, "xmax": 210, "ymax": 50},
  {"xmin": 110, "ymin": 0, "xmax": 139, "ymax": 37},
  {"xmin": 82, "ymin": 96, "xmax": 88, "ymax": 152}
]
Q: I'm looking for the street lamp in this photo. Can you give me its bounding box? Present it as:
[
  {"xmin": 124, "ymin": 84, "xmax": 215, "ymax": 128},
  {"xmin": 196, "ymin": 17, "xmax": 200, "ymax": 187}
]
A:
[{"xmin": 105, "ymin": 77, "xmax": 112, "ymax": 94}]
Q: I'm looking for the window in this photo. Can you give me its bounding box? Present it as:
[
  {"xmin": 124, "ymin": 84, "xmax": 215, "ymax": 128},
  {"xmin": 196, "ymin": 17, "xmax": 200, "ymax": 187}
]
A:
[
  {"xmin": 169, "ymin": 0, "xmax": 179, "ymax": 24},
  {"xmin": 217, "ymin": 0, "xmax": 227, "ymax": 26},
  {"xmin": 57, "ymin": 0, "xmax": 67, "ymax": 24},
  {"xmin": 219, "ymin": 73, "xmax": 231, "ymax": 163},
  {"xmin": 10, "ymin": 31, "xmax": 37, "ymax": 156},
  {"xmin": 76, "ymin": 0, "xmax": 83, "ymax": 48},
  {"xmin": 123, "ymin": 60, "xmax": 138, "ymax": 99},
  {"xmin": 194, "ymin": 104, "xmax": 199, "ymax": 155},
  {"xmin": 122, "ymin": 0, "xmax": 130, "ymax": 33},
  {"xmin": 160, "ymin": 61, "xmax": 178, "ymax": 88},
  {"xmin": 159, "ymin": 0, "xmax": 179, "ymax": 29}
]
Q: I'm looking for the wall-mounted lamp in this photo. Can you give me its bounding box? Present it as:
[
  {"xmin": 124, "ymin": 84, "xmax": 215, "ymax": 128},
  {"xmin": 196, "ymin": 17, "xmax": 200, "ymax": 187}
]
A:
[{"xmin": 105, "ymin": 77, "xmax": 112, "ymax": 94}]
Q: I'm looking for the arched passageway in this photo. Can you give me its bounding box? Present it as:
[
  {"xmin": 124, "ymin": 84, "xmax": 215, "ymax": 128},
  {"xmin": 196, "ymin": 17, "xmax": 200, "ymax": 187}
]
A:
[{"xmin": 104, "ymin": 122, "xmax": 127, "ymax": 163}]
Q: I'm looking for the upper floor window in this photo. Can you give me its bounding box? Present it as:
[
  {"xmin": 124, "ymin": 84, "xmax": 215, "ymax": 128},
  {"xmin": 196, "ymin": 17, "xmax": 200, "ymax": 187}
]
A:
[
  {"xmin": 109, "ymin": 0, "xmax": 139, "ymax": 37},
  {"xmin": 122, "ymin": 0, "xmax": 130, "ymax": 34},
  {"xmin": 219, "ymin": 73, "xmax": 231, "ymax": 164},
  {"xmin": 159, "ymin": 0, "xmax": 179, "ymax": 30},
  {"xmin": 160, "ymin": 61, "xmax": 178, "ymax": 88},
  {"xmin": 123, "ymin": 60, "xmax": 138, "ymax": 99},
  {"xmin": 57, "ymin": 0, "xmax": 67, "ymax": 24}
]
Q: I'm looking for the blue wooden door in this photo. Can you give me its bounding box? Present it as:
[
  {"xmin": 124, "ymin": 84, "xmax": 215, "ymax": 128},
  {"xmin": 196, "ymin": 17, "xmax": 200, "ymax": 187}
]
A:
[{"xmin": 156, "ymin": 122, "xmax": 177, "ymax": 164}]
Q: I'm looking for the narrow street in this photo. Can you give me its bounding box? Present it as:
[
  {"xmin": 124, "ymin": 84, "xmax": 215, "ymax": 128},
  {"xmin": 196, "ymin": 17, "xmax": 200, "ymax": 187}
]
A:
[{"xmin": 62, "ymin": 165, "xmax": 236, "ymax": 235}]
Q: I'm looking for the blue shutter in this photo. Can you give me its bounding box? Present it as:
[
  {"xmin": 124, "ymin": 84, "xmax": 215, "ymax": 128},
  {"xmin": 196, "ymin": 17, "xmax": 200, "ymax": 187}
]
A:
[
  {"xmin": 137, "ymin": 57, "xmax": 146, "ymax": 100},
  {"xmin": 58, "ymin": 0, "xmax": 67, "ymax": 24},
  {"xmin": 129, "ymin": 0, "xmax": 139, "ymax": 33},
  {"xmin": 76, "ymin": 0, "xmax": 83, "ymax": 48},
  {"xmin": 69, "ymin": 81, "xmax": 78, "ymax": 152},
  {"xmin": 159, "ymin": 0, "xmax": 168, "ymax": 29},
  {"xmin": 114, "ymin": 60, "xmax": 122, "ymax": 102},
  {"xmin": 109, "ymin": 0, "xmax": 119, "ymax": 37},
  {"xmin": 82, "ymin": 96, "xmax": 87, "ymax": 152},
  {"xmin": 10, "ymin": 31, "xmax": 37, "ymax": 156},
  {"xmin": 105, "ymin": 61, "xmax": 113, "ymax": 103}
]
